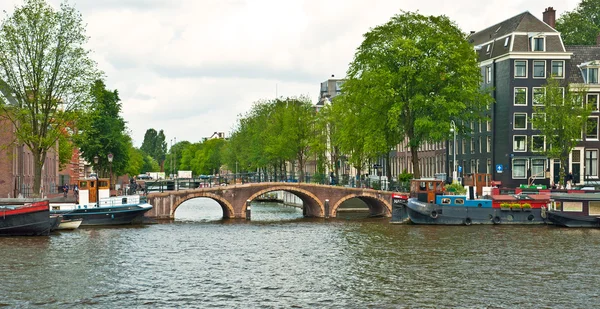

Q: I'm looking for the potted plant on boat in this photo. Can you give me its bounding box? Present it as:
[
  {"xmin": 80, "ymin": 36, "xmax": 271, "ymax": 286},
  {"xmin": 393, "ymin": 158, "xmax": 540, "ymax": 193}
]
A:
[
  {"xmin": 500, "ymin": 202, "xmax": 511, "ymax": 211},
  {"xmin": 522, "ymin": 203, "xmax": 532, "ymax": 211},
  {"xmin": 444, "ymin": 183, "xmax": 467, "ymax": 195},
  {"xmin": 511, "ymin": 203, "xmax": 522, "ymax": 212}
]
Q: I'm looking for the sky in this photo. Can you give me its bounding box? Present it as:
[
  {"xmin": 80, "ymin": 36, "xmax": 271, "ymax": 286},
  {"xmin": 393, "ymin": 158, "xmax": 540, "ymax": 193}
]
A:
[{"xmin": 3, "ymin": 0, "xmax": 581, "ymax": 148}]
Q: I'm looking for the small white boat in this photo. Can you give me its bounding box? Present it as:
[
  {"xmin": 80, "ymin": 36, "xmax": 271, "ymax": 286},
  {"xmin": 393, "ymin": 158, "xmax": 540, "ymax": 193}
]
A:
[{"xmin": 56, "ymin": 218, "xmax": 83, "ymax": 230}]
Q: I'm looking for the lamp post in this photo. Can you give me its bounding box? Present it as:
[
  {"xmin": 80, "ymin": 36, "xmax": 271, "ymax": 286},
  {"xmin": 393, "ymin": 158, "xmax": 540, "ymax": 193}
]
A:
[
  {"xmin": 93, "ymin": 155, "xmax": 99, "ymax": 206},
  {"xmin": 450, "ymin": 120, "xmax": 457, "ymax": 183},
  {"xmin": 107, "ymin": 153, "xmax": 114, "ymax": 190}
]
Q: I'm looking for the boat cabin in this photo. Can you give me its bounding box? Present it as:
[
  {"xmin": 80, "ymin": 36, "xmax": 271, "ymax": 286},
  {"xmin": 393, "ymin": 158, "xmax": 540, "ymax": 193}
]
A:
[
  {"xmin": 77, "ymin": 177, "xmax": 110, "ymax": 206},
  {"xmin": 435, "ymin": 196, "xmax": 493, "ymax": 208},
  {"xmin": 410, "ymin": 179, "xmax": 445, "ymax": 203},
  {"xmin": 550, "ymin": 194, "xmax": 600, "ymax": 217}
]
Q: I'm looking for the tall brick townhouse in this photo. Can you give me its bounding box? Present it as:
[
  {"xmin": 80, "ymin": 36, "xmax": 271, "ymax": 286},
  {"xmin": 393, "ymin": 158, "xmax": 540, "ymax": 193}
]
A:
[{"xmin": 451, "ymin": 7, "xmax": 600, "ymax": 188}]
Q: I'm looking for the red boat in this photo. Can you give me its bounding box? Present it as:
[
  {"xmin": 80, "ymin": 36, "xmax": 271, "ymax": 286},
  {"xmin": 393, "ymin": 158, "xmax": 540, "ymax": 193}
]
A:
[{"xmin": 0, "ymin": 200, "xmax": 53, "ymax": 236}]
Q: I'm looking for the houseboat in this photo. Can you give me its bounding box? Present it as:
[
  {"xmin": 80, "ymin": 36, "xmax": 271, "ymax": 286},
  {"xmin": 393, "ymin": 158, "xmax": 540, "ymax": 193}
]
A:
[
  {"xmin": 50, "ymin": 177, "xmax": 153, "ymax": 226},
  {"xmin": 546, "ymin": 193, "xmax": 600, "ymax": 227},
  {"xmin": 404, "ymin": 179, "xmax": 550, "ymax": 225}
]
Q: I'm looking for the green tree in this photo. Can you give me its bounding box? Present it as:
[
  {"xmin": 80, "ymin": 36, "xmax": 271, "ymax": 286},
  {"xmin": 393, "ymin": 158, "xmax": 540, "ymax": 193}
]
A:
[
  {"xmin": 124, "ymin": 143, "xmax": 144, "ymax": 177},
  {"xmin": 530, "ymin": 79, "xmax": 591, "ymax": 186},
  {"xmin": 140, "ymin": 128, "xmax": 167, "ymax": 171},
  {"xmin": 141, "ymin": 154, "xmax": 159, "ymax": 174},
  {"xmin": 74, "ymin": 80, "xmax": 130, "ymax": 183},
  {"xmin": 342, "ymin": 11, "xmax": 492, "ymax": 179},
  {"xmin": 556, "ymin": 0, "xmax": 600, "ymax": 45},
  {"xmin": 0, "ymin": 0, "xmax": 100, "ymax": 195},
  {"xmin": 57, "ymin": 133, "xmax": 74, "ymax": 170},
  {"xmin": 165, "ymin": 140, "xmax": 190, "ymax": 177}
]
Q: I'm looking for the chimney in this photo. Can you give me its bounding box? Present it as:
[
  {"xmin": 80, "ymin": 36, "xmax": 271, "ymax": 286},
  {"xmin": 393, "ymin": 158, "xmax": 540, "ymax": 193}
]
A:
[{"xmin": 543, "ymin": 7, "xmax": 556, "ymax": 28}]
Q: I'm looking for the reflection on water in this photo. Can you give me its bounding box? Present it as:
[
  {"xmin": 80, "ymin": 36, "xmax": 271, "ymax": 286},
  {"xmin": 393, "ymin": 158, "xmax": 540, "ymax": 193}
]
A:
[{"xmin": 0, "ymin": 198, "xmax": 599, "ymax": 308}]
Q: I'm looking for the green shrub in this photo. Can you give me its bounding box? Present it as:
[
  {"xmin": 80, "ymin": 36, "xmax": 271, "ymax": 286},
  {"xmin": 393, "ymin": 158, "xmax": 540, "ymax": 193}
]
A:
[
  {"xmin": 500, "ymin": 202, "xmax": 511, "ymax": 208},
  {"xmin": 444, "ymin": 183, "xmax": 466, "ymax": 195},
  {"xmin": 511, "ymin": 203, "xmax": 522, "ymax": 209},
  {"xmin": 522, "ymin": 203, "xmax": 532, "ymax": 209}
]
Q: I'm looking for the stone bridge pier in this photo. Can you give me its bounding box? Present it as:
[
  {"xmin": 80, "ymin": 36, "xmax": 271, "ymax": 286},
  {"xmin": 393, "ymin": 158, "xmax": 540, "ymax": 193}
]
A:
[{"xmin": 146, "ymin": 183, "xmax": 395, "ymax": 220}]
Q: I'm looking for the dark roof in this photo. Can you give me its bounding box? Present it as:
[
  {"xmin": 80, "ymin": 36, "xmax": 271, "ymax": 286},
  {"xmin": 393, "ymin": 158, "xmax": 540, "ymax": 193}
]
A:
[
  {"xmin": 565, "ymin": 45, "xmax": 600, "ymax": 83},
  {"xmin": 469, "ymin": 11, "xmax": 556, "ymax": 46}
]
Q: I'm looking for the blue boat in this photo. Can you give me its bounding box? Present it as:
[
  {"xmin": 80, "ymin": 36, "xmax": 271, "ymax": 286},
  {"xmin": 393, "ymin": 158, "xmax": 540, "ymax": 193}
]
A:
[
  {"xmin": 50, "ymin": 178, "xmax": 152, "ymax": 226},
  {"xmin": 404, "ymin": 179, "xmax": 549, "ymax": 225}
]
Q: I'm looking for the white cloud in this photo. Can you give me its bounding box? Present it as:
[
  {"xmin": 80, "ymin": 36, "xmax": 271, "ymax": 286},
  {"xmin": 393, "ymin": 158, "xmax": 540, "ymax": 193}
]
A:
[{"xmin": 2, "ymin": 0, "xmax": 579, "ymax": 146}]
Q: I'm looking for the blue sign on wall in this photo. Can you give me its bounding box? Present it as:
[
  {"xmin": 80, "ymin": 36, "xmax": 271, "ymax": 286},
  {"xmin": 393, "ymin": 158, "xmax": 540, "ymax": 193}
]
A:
[
  {"xmin": 458, "ymin": 166, "xmax": 462, "ymax": 173},
  {"xmin": 496, "ymin": 164, "xmax": 503, "ymax": 173}
]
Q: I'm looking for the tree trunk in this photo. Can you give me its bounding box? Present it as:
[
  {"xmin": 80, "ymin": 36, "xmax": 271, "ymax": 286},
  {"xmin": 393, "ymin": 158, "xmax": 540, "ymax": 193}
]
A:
[
  {"xmin": 386, "ymin": 152, "xmax": 392, "ymax": 190},
  {"xmin": 33, "ymin": 150, "xmax": 43, "ymax": 197},
  {"xmin": 298, "ymin": 154, "xmax": 305, "ymax": 183},
  {"xmin": 410, "ymin": 146, "xmax": 421, "ymax": 179}
]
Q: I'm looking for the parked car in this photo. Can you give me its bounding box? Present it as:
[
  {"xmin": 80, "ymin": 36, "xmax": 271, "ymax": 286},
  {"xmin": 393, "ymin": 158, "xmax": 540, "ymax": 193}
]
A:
[{"xmin": 137, "ymin": 174, "xmax": 152, "ymax": 180}]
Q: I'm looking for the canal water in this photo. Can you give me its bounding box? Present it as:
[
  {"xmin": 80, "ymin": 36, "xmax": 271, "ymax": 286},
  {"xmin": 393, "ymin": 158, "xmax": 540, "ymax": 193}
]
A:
[{"xmin": 1, "ymin": 198, "xmax": 599, "ymax": 308}]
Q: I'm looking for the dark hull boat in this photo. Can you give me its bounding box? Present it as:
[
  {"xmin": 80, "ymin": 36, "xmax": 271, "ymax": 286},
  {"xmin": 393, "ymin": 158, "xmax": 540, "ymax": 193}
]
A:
[
  {"xmin": 547, "ymin": 193, "xmax": 600, "ymax": 228},
  {"xmin": 402, "ymin": 179, "xmax": 550, "ymax": 225},
  {"xmin": 0, "ymin": 200, "xmax": 53, "ymax": 236},
  {"xmin": 50, "ymin": 177, "xmax": 152, "ymax": 226},
  {"xmin": 58, "ymin": 204, "xmax": 152, "ymax": 226}
]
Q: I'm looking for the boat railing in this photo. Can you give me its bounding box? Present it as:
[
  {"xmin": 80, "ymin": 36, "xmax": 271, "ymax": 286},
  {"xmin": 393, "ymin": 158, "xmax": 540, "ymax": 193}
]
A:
[{"xmin": 98, "ymin": 195, "xmax": 141, "ymax": 207}]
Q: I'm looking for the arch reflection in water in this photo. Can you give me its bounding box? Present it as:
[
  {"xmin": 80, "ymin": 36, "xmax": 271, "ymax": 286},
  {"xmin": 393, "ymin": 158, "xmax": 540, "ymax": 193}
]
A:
[{"xmin": 174, "ymin": 198, "xmax": 304, "ymax": 222}]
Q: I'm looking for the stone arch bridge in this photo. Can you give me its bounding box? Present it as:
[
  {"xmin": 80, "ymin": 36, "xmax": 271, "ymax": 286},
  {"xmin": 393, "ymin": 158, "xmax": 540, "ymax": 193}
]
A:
[{"xmin": 146, "ymin": 182, "xmax": 396, "ymax": 219}]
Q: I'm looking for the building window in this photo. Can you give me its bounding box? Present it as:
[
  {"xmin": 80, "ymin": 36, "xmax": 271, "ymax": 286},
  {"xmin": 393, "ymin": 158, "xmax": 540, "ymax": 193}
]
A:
[
  {"xmin": 531, "ymin": 159, "xmax": 546, "ymax": 178},
  {"xmin": 514, "ymin": 87, "xmax": 527, "ymax": 105},
  {"xmin": 533, "ymin": 87, "xmax": 545, "ymax": 106},
  {"xmin": 589, "ymin": 68, "xmax": 599, "ymax": 84},
  {"xmin": 587, "ymin": 116, "xmax": 599, "ymax": 140},
  {"xmin": 515, "ymin": 60, "xmax": 527, "ymax": 78},
  {"xmin": 471, "ymin": 138, "xmax": 475, "ymax": 154},
  {"xmin": 512, "ymin": 158, "xmax": 527, "ymax": 179},
  {"xmin": 532, "ymin": 37, "xmax": 545, "ymax": 51},
  {"xmin": 514, "ymin": 113, "xmax": 527, "ymax": 130},
  {"xmin": 533, "ymin": 60, "xmax": 546, "ymax": 78},
  {"xmin": 487, "ymin": 136, "xmax": 492, "ymax": 152},
  {"xmin": 514, "ymin": 135, "xmax": 527, "ymax": 152},
  {"xmin": 551, "ymin": 60, "xmax": 564, "ymax": 78},
  {"xmin": 479, "ymin": 136, "xmax": 482, "ymax": 153},
  {"xmin": 487, "ymin": 159, "xmax": 492, "ymax": 174},
  {"xmin": 485, "ymin": 66, "xmax": 492, "ymax": 84},
  {"xmin": 462, "ymin": 138, "xmax": 466, "ymax": 154},
  {"xmin": 471, "ymin": 159, "xmax": 476, "ymax": 173},
  {"xmin": 487, "ymin": 121, "xmax": 492, "ymax": 131},
  {"xmin": 586, "ymin": 150, "xmax": 598, "ymax": 177},
  {"xmin": 531, "ymin": 113, "xmax": 545, "ymax": 130},
  {"xmin": 531, "ymin": 135, "xmax": 545, "ymax": 152},
  {"xmin": 504, "ymin": 37, "xmax": 510, "ymax": 47},
  {"xmin": 588, "ymin": 94, "xmax": 599, "ymax": 111}
]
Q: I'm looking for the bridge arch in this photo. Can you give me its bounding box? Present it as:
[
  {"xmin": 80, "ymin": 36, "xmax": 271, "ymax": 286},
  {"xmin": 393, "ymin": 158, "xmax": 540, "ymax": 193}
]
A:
[
  {"xmin": 171, "ymin": 192, "xmax": 235, "ymax": 219},
  {"xmin": 331, "ymin": 193, "xmax": 391, "ymax": 218},
  {"xmin": 247, "ymin": 186, "xmax": 325, "ymax": 217}
]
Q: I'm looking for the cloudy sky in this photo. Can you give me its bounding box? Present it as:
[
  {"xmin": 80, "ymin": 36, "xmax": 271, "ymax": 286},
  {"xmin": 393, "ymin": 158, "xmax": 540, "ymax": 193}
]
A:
[{"xmin": 4, "ymin": 0, "xmax": 580, "ymax": 147}]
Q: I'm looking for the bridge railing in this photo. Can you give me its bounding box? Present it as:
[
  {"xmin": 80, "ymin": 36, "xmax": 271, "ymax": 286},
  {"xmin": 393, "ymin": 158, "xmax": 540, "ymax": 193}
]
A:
[{"xmin": 140, "ymin": 172, "xmax": 410, "ymax": 193}]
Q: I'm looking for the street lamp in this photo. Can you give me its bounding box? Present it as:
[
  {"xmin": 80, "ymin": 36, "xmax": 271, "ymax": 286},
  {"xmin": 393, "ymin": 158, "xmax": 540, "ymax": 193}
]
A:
[
  {"xmin": 450, "ymin": 120, "xmax": 457, "ymax": 184},
  {"xmin": 93, "ymin": 155, "xmax": 99, "ymax": 206},
  {"xmin": 108, "ymin": 153, "xmax": 114, "ymax": 190}
]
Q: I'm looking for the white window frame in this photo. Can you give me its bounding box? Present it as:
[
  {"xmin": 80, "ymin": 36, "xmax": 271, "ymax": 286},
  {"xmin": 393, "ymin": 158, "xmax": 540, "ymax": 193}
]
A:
[
  {"xmin": 485, "ymin": 66, "xmax": 492, "ymax": 84},
  {"xmin": 551, "ymin": 60, "xmax": 565, "ymax": 79},
  {"xmin": 531, "ymin": 113, "xmax": 545, "ymax": 130},
  {"xmin": 514, "ymin": 60, "xmax": 528, "ymax": 78},
  {"xmin": 513, "ymin": 113, "xmax": 528, "ymax": 130},
  {"xmin": 514, "ymin": 135, "xmax": 527, "ymax": 152},
  {"xmin": 514, "ymin": 87, "xmax": 527, "ymax": 106},
  {"xmin": 531, "ymin": 158, "xmax": 546, "ymax": 178},
  {"xmin": 512, "ymin": 158, "xmax": 528, "ymax": 179},
  {"xmin": 487, "ymin": 121, "xmax": 492, "ymax": 131},
  {"xmin": 471, "ymin": 138, "xmax": 475, "ymax": 154},
  {"xmin": 487, "ymin": 136, "xmax": 492, "ymax": 153},
  {"xmin": 585, "ymin": 149, "xmax": 598, "ymax": 178},
  {"xmin": 532, "ymin": 87, "xmax": 546, "ymax": 106},
  {"xmin": 586, "ymin": 116, "xmax": 599, "ymax": 140},
  {"xmin": 531, "ymin": 135, "xmax": 546, "ymax": 152},
  {"xmin": 532, "ymin": 36, "xmax": 545, "ymax": 52},
  {"xmin": 588, "ymin": 93, "xmax": 599, "ymax": 111},
  {"xmin": 533, "ymin": 60, "xmax": 546, "ymax": 79},
  {"xmin": 588, "ymin": 68, "xmax": 599, "ymax": 84},
  {"xmin": 504, "ymin": 37, "xmax": 510, "ymax": 47}
]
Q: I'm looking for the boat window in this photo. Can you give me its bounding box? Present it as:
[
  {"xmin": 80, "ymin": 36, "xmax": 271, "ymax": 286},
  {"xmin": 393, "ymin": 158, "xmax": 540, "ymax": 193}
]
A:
[
  {"xmin": 122, "ymin": 198, "xmax": 128, "ymax": 205},
  {"xmin": 455, "ymin": 198, "xmax": 465, "ymax": 205},
  {"xmin": 589, "ymin": 201, "xmax": 600, "ymax": 216},
  {"xmin": 90, "ymin": 181, "xmax": 95, "ymax": 188},
  {"xmin": 79, "ymin": 181, "xmax": 87, "ymax": 189},
  {"xmin": 428, "ymin": 182, "xmax": 434, "ymax": 190},
  {"xmin": 419, "ymin": 182, "xmax": 426, "ymax": 191},
  {"xmin": 441, "ymin": 198, "xmax": 451, "ymax": 204},
  {"xmin": 563, "ymin": 201, "xmax": 582, "ymax": 212},
  {"xmin": 99, "ymin": 180, "xmax": 109, "ymax": 187}
]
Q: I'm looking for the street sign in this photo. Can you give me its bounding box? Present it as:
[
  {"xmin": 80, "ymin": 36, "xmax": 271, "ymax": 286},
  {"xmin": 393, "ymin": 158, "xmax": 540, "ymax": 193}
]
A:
[
  {"xmin": 496, "ymin": 164, "xmax": 503, "ymax": 173},
  {"xmin": 458, "ymin": 166, "xmax": 462, "ymax": 173}
]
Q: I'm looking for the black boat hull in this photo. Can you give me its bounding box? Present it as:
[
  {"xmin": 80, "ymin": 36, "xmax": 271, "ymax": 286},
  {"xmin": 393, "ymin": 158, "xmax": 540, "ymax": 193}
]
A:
[
  {"xmin": 546, "ymin": 211, "xmax": 600, "ymax": 228},
  {"xmin": 56, "ymin": 205, "xmax": 152, "ymax": 226},
  {"xmin": 406, "ymin": 198, "xmax": 546, "ymax": 225},
  {"xmin": 0, "ymin": 209, "xmax": 52, "ymax": 236}
]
